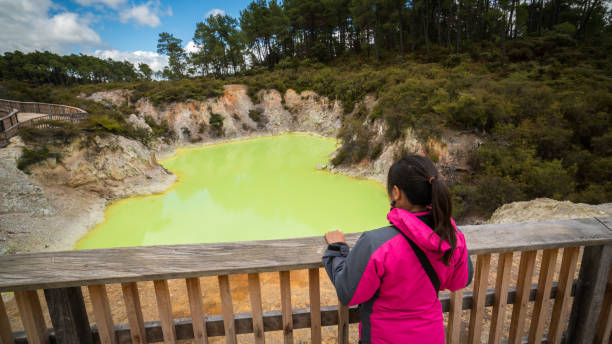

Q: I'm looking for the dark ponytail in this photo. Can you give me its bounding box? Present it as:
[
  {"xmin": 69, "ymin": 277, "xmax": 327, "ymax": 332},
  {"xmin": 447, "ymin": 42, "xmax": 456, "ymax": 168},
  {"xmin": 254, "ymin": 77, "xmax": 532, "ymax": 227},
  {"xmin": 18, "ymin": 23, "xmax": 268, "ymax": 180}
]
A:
[{"xmin": 387, "ymin": 155, "xmax": 457, "ymax": 265}]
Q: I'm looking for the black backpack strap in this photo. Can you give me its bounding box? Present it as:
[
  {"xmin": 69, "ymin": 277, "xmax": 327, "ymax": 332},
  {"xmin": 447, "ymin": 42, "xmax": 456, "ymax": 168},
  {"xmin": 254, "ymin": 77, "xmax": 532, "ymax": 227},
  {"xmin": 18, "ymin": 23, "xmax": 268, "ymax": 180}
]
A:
[{"xmin": 392, "ymin": 226, "xmax": 441, "ymax": 294}]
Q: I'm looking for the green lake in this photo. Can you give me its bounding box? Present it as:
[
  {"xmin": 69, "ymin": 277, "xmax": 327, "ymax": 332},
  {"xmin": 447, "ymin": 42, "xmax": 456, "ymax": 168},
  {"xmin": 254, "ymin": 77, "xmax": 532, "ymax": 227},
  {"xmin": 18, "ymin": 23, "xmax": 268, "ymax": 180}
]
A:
[{"xmin": 76, "ymin": 134, "xmax": 390, "ymax": 249}]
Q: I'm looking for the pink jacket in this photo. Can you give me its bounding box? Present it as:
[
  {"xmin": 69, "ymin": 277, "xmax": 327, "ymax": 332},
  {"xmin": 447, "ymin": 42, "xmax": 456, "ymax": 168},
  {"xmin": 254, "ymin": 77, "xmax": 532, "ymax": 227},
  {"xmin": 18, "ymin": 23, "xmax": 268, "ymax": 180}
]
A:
[{"xmin": 323, "ymin": 208, "xmax": 472, "ymax": 343}]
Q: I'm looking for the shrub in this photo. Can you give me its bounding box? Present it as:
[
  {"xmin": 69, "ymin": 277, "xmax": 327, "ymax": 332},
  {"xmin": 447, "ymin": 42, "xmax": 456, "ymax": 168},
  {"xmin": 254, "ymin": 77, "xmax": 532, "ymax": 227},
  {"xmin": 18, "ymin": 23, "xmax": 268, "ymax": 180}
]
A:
[
  {"xmin": 209, "ymin": 114, "xmax": 224, "ymax": 137},
  {"xmin": 18, "ymin": 120, "xmax": 80, "ymax": 145},
  {"xmin": 17, "ymin": 147, "xmax": 59, "ymax": 171},
  {"xmin": 144, "ymin": 116, "xmax": 176, "ymax": 141},
  {"xmin": 248, "ymin": 109, "xmax": 262, "ymax": 122}
]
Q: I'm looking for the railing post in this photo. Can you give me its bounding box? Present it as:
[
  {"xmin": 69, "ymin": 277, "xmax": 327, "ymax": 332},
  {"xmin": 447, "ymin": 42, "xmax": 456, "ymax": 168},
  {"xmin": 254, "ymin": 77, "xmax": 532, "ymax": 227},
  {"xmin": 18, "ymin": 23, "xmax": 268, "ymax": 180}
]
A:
[
  {"xmin": 44, "ymin": 287, "xmax": 93, "ymax": 344},
  {"xmin": 567, "ymin": 244, "xmax": 612, "ymax": 343}
]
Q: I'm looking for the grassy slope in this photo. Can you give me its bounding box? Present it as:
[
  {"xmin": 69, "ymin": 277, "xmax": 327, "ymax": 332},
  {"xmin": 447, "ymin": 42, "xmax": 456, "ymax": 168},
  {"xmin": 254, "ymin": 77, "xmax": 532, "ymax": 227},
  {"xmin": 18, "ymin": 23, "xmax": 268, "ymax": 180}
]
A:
[{"xmin": 2, "ymin": 35, "xmax": 611, "ymax": 220}]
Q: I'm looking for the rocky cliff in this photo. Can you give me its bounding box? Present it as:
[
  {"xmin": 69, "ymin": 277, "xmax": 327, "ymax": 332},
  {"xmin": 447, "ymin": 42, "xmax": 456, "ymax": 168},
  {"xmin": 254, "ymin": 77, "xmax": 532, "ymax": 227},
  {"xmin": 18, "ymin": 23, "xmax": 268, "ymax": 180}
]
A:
[
  {"xmin": 87, "ymin": 84, "xmax": 480, "ymax": 184},
  {"xmin": 0, "ymin": 135, "xmax": 175, "ymax": 254}
]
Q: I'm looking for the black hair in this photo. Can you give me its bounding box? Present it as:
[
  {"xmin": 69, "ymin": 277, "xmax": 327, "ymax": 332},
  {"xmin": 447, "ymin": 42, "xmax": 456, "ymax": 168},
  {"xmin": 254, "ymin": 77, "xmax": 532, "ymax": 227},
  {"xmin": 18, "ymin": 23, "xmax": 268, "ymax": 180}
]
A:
[{"xmin": 387, "ymin": 154, "xmax": 456, "ymax": 265}]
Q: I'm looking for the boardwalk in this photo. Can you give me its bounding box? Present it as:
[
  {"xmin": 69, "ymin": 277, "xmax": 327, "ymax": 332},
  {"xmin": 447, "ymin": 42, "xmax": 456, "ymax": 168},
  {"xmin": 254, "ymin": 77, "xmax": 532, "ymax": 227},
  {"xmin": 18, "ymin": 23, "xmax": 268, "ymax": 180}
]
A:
[
  {"xmin": 0, "ymin": 217, "xmax": 611, "ymax": 343},
  {"xmin": 0, "ymin": 99, "xmax": 88, "ymax": 147}
]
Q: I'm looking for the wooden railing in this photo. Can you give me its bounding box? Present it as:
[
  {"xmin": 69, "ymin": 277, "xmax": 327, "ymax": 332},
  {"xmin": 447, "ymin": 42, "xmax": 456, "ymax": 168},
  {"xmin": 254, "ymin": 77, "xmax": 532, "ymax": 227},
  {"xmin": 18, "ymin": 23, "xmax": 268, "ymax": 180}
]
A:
[
  {"xmin": 0, "ymin": 99, "xmax": 88, "ymax": 148},
  {"xmin": 0, "ymin": 99, "xmax": 87, "ymax": 116},
  {"xmin": 0, "ymin": 217, "xmax": 611, "ymax": 344},
  {"xmin": 0, "ymin": 109, "xmax": 20, "ymax": 148}
]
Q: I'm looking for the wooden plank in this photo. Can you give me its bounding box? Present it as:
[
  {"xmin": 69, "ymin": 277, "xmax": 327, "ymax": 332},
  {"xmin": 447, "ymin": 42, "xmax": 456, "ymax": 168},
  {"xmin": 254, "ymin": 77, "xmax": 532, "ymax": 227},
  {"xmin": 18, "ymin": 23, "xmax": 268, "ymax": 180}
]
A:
[
  {"xmin": 467, "ymin": 254, "xmax": 491, "ymax": 344},
  {"xmin": 153, "ymin": 280, "xmax": 177, "ymax": 344},
  {"xmin": 12, "ymin": 281, "xmax": 576, "ymax": 344},
  {"xmin": 508, "ymin": 250, "xmax": 537, "ymax": 344},
  {"xmin": 279, "ymin": 271, "xmax": 293, "ymax": 344},
  {"xmin": 44, "ymin": 287, "xmax": 92, "ymax": 344},
  {"xmin": 247, "ymin": 273, "xmax": 265, "ymax": 344},
  {"xmin": 595, "ymin": 266, "xmax": 612, "ymax": 344},
  {"xmin": 308, "ymin": 268, "xmax": 321, "ymax": 344},
  {"xmin": 446, "ymin": 289, "xmax": 463, "ymax": 344},
  {"xmin": 218, "ymin": 275, "xmax": 237, "ymax": 344},
  {"xmin": 549, "ymin": 247, "xmax": 580, "ymax": 344},
  {"xmin": 15, "ymin": 290, "xmax": 49, "ymax": 344},
  {"xmin": 0, "ymin": 293, "xmax": 14, "ymax": 344},
  {"xmin": 568, "ymin": 244, "xmax": 612, "ymax": 344},
  {"xmin": 0, "ymin": 217, "xmax": 610, "ymax": 292},
  {"xmin": 88, "ymin": 285, "xmax": 117, "ymax": 344},
  {"xmin": 337, "ymin": 302, "xmax": 349, "ymax": 344},
  {"xmin": 185, "ymin": 278, "xmax": 208, "ymax": 344},
  {"xmin": 529, "ymin": 249, "xmax": 559, "ymax": 344},
  {"xmin": 120, "ymin": 282, "xmax": 147, "ymax": 344},
  {"xmin": 489, "ymin": 252, "xmax": 513, "ymax": 344}
]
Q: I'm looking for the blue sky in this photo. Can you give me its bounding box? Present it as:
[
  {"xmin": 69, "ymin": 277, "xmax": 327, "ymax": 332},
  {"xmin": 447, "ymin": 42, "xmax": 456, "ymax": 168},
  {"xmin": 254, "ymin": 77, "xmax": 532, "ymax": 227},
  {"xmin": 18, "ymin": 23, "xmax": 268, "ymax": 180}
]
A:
[{"xmin": 0, "ymin": 0, "xmax": 251, "ymax": 71}]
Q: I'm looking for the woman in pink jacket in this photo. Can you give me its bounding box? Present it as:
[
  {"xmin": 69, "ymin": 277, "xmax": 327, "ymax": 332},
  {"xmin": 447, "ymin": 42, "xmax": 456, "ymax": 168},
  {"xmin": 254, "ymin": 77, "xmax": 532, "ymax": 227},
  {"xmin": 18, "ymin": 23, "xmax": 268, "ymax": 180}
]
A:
[{"xmin": 323, "ymin": 155, "xmax": 473, "ymax": 343}]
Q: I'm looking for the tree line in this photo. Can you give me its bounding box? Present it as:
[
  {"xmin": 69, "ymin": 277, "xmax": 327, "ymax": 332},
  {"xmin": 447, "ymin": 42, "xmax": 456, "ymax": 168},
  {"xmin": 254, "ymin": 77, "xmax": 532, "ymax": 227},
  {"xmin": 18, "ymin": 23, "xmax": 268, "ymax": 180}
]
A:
[
  {"xmin": 156, "ymin": 0, "xmax": 611, "ymax": 78},
  {"xmin": 0, "ymin": 51, "xmax": 153, "ymax": 85},
  {"xmin": 1, "ymin": 0, "xmax": 609, "ymax": 84}
]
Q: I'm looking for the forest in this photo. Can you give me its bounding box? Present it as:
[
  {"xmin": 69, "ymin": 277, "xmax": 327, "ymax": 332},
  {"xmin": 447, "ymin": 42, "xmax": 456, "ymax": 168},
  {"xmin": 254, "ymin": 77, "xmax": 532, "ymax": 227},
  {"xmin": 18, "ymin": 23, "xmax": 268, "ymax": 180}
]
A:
[{"xmin": 0, "ymin": 0, "xmax": 610, "ymax": 220}]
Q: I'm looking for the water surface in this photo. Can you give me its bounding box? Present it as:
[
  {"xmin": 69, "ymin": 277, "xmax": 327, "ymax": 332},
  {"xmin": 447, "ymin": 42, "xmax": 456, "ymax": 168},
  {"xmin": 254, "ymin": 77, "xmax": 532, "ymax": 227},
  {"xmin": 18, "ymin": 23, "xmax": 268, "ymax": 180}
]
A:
[{"xmin": 76, "ymin": 134, "xmax": 389, "ymax": 249}]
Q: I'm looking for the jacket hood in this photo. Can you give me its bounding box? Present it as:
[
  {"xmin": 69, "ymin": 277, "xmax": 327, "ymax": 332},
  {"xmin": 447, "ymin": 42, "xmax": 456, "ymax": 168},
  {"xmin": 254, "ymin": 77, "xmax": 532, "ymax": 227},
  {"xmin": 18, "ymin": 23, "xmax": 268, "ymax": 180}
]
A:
[{"xmin": 387, "ymin": 207, "xmax": 453, "ymax": 253}]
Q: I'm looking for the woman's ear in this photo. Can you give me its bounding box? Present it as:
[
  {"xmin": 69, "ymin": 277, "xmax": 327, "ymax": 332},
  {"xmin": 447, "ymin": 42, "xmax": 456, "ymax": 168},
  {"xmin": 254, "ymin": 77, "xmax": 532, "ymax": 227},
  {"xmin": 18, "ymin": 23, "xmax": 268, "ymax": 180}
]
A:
[{"xmin": 392, "ymin": 185, "xmax": 401, "ymax": 202}]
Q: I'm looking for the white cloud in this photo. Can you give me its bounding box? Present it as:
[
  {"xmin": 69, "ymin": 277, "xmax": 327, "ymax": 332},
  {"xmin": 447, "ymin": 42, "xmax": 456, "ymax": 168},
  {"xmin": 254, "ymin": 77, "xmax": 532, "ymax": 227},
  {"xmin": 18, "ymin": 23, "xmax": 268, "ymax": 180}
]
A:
[
  {"xmin": 0, "ymin": 0, "xmax": 101, "ymax": 53},
  {"xmin": 74, "ymin": 0, "xmax": 126, "ymax": 9},
  {"xmin": 184, "ymin": 41, "xmax": 201, "ymax": 54},
  {"xmin": 93, "ymin": 49, "xmax": 168, "ymax": 72},
  {"xmin": 205, "ymin": 8, "xmax": 225, "ymax": 17},
  {"xmin": 119, "ymin": 1, "xmax": 169, "ymax": 27}
]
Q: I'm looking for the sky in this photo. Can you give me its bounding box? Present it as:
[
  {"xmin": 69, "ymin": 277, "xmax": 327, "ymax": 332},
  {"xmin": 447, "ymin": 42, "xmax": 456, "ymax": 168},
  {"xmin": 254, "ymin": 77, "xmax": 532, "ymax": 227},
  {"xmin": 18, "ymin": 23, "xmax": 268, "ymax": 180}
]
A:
[{"xmin": 0, "ymin": 0, "xmax": 251, "ymax": 72}]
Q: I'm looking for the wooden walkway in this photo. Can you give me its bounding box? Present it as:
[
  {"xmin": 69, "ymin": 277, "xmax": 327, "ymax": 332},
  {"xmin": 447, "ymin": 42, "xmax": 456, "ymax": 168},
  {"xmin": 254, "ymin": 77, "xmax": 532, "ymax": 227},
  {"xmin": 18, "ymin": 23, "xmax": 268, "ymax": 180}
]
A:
[
  {"xmin": 0, "ymin": 99, "xmax": 88, "ymax": 148},
  {"xmin": 0, "ymin": 217, "xmax": 611, "ymax": 343}
]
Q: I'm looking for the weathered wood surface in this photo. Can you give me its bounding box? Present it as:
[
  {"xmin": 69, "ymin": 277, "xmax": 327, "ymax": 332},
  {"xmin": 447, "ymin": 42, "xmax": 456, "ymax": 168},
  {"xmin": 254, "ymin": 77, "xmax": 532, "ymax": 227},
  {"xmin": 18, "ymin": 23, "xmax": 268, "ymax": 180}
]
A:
[
  {"xmin": 153, "ymin": 280, "xmax": 177, "ymax": 344},
  {"xmin": 595, "ymin": 266, "xmax": 612, "ymax": 344},
  {"xmin": 120, "ymin": 282, "xmax": 146, "ymax": 344},
  {"xmin": 467, "ymin": 254, "xmax": 491, "ymax": 344},
  {"xmin": 247, "ymin": 273, "xmax": 264, "ymax": 344},
  {"xmin": 14, "ymin": 290, "xmax": 49, "ymax": 344},
  {"xmin": 489, "ymin": 252, "xmax": 513, "ymax": 344},
  {"xmin": 10, "ymin": 281, "xmax": 575, "ymax": 344},
  {"xmin": 529, "ymin": 248, "xmax": 559, "ymax": 343},
  {"xmin": 279, "ymin": 271, "xmax": 293, "ymax": 344},
  {"xmin": 568, "ymin": 244, "xmax": 612, "ymax": 343},
  {"xmin": 308, "ymin": 268, "xmax": 322, "ymax": 344},
  {"xmin": 218, "ymin": 275, "xmax": 237, "ymax": 344},
  {"xmin": 185, "ymin": 277, "xmax": 208, "ymax": 344},
  {"xmin": 0, "ymin": 99, "xmax": 86, "ymax": 115},
  {"xmin": 508, "ymin": 250, "xmax": 537, "ymax": 344},
  {"xmin": 88, "ymin": 284, "xmax": 117, "ymax": 344},
  {"xmin": 0, "ymin": 294, "xmax": 14, "ymax": 344},
  {"xmin": 446, "ymin": 289, "xmax": 463, "ymax": 344},
  {"xmin": 44, "ymin": 287, "xmax": 93, "ymax": 344},
  {"xmin": 337, "ymin": 303, "xmax": 349, "ymax": 344},
  {"xmin": 0, "ymin": 217, "xmax": 609, "ymax": 292},
  {"xmin": 549, "ymin": 247, "xmax": 580, "ymax": 344}
]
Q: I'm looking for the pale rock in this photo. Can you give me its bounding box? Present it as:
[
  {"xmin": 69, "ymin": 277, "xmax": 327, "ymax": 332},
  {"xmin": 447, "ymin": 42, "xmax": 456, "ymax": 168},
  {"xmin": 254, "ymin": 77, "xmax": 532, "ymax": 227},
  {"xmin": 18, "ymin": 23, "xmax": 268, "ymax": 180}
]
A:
[
  {"xmin": 488, "ymin": 198, "xmax": 612, "ymax": 224},
  {"xmin": 126, "ymin": 114, "xmax": 152, "ymax": 133}
]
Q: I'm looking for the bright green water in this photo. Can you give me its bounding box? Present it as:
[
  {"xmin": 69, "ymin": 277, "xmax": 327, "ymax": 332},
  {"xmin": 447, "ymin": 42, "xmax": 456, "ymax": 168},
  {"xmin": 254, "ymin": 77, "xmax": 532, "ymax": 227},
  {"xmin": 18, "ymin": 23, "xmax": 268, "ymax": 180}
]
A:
[{"xmin": 76, "ymin": 134, "xmax": 389, "ymax": 249}]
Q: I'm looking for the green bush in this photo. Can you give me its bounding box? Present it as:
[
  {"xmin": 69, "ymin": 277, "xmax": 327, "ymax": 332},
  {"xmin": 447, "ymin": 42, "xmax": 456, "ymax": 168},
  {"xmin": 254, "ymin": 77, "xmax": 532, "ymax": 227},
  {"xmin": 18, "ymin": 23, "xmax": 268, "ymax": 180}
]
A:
[
  {"xmin": 209, "ymin": 113, "xmax": 224, "ymax": 137},
  {"xmin": 248, "ymin": 109, "xmax": 262, "ymax": 122},
  {"xmin": 17, "ymin": 147, "xmax": 59, "ymax": 171},
  {"xmin": 18, "ymin": 121, "xmax": 80, "ymax": 145}
]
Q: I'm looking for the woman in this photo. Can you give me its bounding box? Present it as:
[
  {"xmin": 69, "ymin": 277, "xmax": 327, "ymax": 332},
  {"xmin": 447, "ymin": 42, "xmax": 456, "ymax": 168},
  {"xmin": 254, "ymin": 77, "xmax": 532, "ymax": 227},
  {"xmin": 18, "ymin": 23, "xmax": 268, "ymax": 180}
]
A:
[{"xmin": 323, "ymin": 155, "xmax": 473, "ymax": 343}]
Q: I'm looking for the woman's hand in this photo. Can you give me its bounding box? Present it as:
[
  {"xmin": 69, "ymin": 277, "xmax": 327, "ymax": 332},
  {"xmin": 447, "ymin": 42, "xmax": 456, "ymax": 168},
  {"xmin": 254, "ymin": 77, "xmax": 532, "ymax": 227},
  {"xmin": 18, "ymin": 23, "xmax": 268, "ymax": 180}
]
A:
[{"xmin": 325, "ymin": 230, "xmax": 346, "ymax": 244}]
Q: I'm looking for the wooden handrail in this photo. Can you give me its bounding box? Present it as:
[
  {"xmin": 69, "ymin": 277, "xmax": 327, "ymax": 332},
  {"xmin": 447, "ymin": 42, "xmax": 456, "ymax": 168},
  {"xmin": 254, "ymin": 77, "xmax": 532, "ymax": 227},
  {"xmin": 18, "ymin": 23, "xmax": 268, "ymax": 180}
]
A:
[
  {"xmin": 0, "ymin": 99, "xmax": 88, "ymax": 148},
  {"xmin": 0, "ymin": 217, "xmax": 610, "ymax": 292},
  {"xmin": 0, "ymin": 109, "xmax": 18, "ymax": 122},
  {"xmin": 0, "ymin": 99, "xmax": 87, "ymax": 115},
  {"xmin": 1, "ymin": 217, "xmax": 611, "ymax": 343}
]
